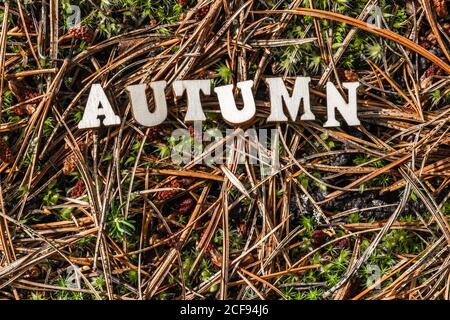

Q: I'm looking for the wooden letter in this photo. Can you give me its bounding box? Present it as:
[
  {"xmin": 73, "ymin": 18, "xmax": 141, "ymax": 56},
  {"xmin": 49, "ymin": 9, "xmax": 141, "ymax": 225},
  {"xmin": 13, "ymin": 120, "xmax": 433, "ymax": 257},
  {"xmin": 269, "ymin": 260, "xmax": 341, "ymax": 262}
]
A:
[
  {"xmin": 173, "ymin": 80, "xmax": 210, "ymax": 122},
  {"xmin": 214, "ymin": 80, "xmax": 256, "ymax": 125},
  {"xmin": 324, "ymin": 82, "xmax": 360, "ymax": 127},
  {"xmin": 126, "ymin": 81, "xmax": 168, "ymax": 127},
  {"xmin": 266, "ymin": 77, "xmax": 315, "ymax": 122},
  {"xmin": 78, "ymin": 84, "xmax": 120, "ymax": 129}
]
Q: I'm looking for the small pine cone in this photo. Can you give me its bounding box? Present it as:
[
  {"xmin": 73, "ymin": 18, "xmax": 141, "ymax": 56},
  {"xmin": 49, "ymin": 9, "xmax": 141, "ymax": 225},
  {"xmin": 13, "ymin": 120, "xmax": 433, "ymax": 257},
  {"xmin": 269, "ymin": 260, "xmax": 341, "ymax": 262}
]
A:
[
  {"xmin": 425, "ymin": 64, "xmax": 444, "ymax": 77},
  {"xmin": 425, "ymin": 31, "xmax": 438, "ymax": 43},
  {"xmin": 156, "ymin": 179, "xmax": 187, "ymax": 201},
  {"xmin": 24, "ymin": 91, "xmax": 40, "ymax": 115},
  {"xmin": 11, "ymin": 90, "xmax": 39, "ymax": 115},
  {"xmin": 337, "ymin": 68, "xmax": 359, "ymax": 82},
  {"xmin": 195, "ymin": 5, "xmax": 210, "ymax": 20},
  {"xmin": 8, "ymin": 78, "xmax": 26, "ymax": 101},
  {"xmin": 333, "ymin": 238, "xmax": 349, "ymax": 250},
  {"xmin": 343, "ymin": 70, "xmax": 359, "ymax": 82},
  {"xmin": 238, "ymin": 222, "xmax": 248, "ymax": 237},
  {"xmin": 63, "ymin": 140, "xmax": 86, "ymax": 173},
  {"xmin": 70, "ymin": 180, "xmax": 85, "ymax": 198},
  {"xmin": 63, "ymin": 154, "xmax": 76, "ymax": 175},
  {"xmin": 434, "ymin": 0, "xmax": 448, "ymax": 18},
  {"xmin": 444, "ymin": 23, "xmax": 450, "ymax": 34},
  {"xmin": 63, "ymin": 141, "xmax": 87, "ymax": 175},
  {"xmin": 419, "ymin": 36, "xmax": 431, "ymax": 49},
  {"xmin": 177, "ymin": 0, "xmax": 188, "ymax": 5},
  {"xmin": 7, "ymin": 80, "xmax": 39, "ymax": 115},
  {"xmin": 24, "ymin": 265, "xmax": 41, "ymax": 279},
  {"xmin": 420, "ymin": 30, "xmax": 438, "ymax": 49},
  {"xmin": 419, "ymin": 39, "xmax": 433, "ymax": 50},
  {"xmin": 175, "ymin": 198, "xmax": 194, "ymax": 215},
  {"xmin": 312, "ymin": 230, "xmax": 328, "ymax": 247},
  {"xmin": 68, "ymin": 26, "xmax": 94, "ymax": 42},
  {"xmin": 0, "ymin": 139, "xmax": 14, "ymax": 164},
  {"xmin": 13, "ymin": 105, "xmax": 25, "ymax": 115}
]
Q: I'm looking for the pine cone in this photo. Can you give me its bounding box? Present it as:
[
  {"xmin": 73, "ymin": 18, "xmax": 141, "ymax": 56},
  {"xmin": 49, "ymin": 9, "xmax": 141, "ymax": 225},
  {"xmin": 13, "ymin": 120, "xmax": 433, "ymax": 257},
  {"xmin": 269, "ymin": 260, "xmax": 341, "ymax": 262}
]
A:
[
  {"xmin": 68, "ymin": 26, "xmax": 94, "ymax": 42},
  {"xmin": 195, "ymin": 5, "xmax": 210, "ymax": 20},
  {"xmin": 444, "ymin": 23, "xmax": 450, "ymax": 34},
  {"xmin": 343, "ymin": 70, "xmax": 359, "ymax": 82},
  {"xmin": 8, "ymin": 78, "xmax": 26, "ymax": 101},
  {"xmin": 434, "ymin": 0, "xmax": 448, "ymax": 18},
  {"xmin": 156, "ymin": 179, "xmax": 188, "ymax": 201},
  {"xmin": 22, "ymin": 91, "xmax": 40, "ymax": 115},
  {"xmin": 333, "ymin": 238, "xmax": 349, "ymax": 250},
  {"xmin": 13, "ymin": 105, "xmax": 25, "ymax": 116},
  {"xmin": 117, "ymin": 39, "xmax": 140, "ymax": 56},
  {"xmin": 174, "ymin": 198, "xmax": 194, "ymax": 215},
  {"xmin": 420, "ymin": 29, "xmax": 439, "ymax": 50},
  {"xmin": 177, "ymin": 0, "xmax": 188, "ymax": 5},
  {"xmin": 337, "ymin": 68, "xmax": 359, "ymax": 82},
  {"xmin": 0, "ymin": 139, "xmax": 14, "ymax": 164},
  {"xmin": 312, "ymin": 230, "xmax": 328, "ymax": 247},
  {"xmin": 425, "ymin": 64, "xmax": 444, "ymax": 77},
  {"xmin": 238, "ymin": 222, "xmax": 248, "ymax": 237},
  {"xmin": 70, "ymin": 180, "xmax": 85, "ymax": 198},
  {"xmin": 63, "ymin": 141, "xmax": 87, "ymax": 175},
  {"xmin": 7, "ymin": 79, "xmax": 40, "ymax": 115},
  {"xmin": 63, "ymin": 154, "xmax": 76, "ymax": 175}
]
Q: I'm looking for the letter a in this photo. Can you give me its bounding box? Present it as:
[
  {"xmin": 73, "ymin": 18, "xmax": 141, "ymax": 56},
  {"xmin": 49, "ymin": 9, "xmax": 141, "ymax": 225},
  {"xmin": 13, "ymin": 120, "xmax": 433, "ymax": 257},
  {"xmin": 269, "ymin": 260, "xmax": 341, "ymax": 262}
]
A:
[{"xmin": 78, "ymin": 84, "xmax": 121, "ymax": 129}]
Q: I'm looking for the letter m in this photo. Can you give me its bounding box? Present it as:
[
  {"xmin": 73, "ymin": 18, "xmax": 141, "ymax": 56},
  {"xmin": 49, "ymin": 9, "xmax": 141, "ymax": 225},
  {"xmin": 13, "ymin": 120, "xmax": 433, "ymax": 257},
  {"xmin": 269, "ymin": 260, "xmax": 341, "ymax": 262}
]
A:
[{"xmin": 266, "ymin": 77, "xmax": 315, "ymax": 122}]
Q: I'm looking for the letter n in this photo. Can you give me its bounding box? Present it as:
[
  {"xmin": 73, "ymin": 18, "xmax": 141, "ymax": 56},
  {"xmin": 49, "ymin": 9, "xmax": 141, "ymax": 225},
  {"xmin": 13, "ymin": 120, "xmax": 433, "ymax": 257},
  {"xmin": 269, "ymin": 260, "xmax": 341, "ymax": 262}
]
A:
[{"xmin": 324, "ymin": 82, "xmax": 361, "ymax": 127}]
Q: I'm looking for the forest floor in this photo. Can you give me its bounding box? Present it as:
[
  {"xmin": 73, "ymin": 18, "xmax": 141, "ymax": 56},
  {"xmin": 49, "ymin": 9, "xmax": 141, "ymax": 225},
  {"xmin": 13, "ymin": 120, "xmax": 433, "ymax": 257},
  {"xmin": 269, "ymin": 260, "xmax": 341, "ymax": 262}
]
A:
[{"xmin": 0, "ymin": 0, "xmax": 449, "ymax": 300}]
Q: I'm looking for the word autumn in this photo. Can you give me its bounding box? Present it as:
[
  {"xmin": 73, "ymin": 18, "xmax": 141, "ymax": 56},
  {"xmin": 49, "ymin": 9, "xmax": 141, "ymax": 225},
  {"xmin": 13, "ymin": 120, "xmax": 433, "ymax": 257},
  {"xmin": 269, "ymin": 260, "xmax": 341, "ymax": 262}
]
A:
[{"xmin": 78, "ymin": 78, "xmax": 361, "ymax": 129}]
